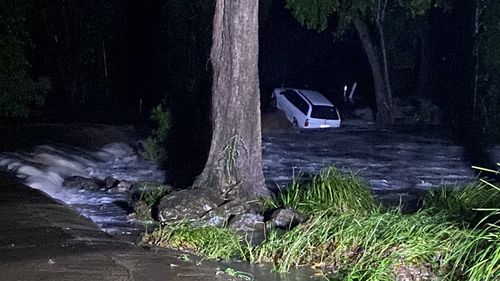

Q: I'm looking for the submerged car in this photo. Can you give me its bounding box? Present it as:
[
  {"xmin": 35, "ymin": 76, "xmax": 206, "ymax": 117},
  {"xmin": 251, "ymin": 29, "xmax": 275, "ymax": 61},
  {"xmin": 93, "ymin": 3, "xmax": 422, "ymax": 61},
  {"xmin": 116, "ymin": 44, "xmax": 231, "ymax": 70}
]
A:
[{"xmin": 271, "ymin": 88, "xmax": 341, "ymax": 128}]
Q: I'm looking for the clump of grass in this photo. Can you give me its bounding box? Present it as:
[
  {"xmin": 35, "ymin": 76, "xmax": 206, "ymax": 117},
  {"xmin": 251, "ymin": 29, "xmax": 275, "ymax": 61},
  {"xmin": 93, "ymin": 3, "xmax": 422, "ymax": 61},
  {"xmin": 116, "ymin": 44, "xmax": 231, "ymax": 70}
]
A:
[
  {"xmin": 144, "ymin": 222, "xmax": 247, "ymax": 260},
  {"xmin": 277, "ymin": 167, "xmax": 379, "ymax": 215},
  {"xmin": 422, "ymin": 181, "xmax": 500, "ymax": 225},
  {"xmin": 254, "ymin": 210, "xmax": 469, "ymax": 279},
  {"xmin": 444, "ymin": 166, "xmax": 500, "ymax": 280},
  {"xmin": 137, "ymin": 182, "xmax": 170, "ymax": 207}
]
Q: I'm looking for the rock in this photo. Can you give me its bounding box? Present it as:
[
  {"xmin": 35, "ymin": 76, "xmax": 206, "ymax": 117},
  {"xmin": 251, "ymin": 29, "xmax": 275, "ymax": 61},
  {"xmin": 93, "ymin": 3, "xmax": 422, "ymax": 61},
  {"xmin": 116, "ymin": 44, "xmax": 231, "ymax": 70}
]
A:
[
  {"xmin": 108, "ymin": 180, "xmax": 133, "ymax": 193},
  {"xmin": 200, "ymin": 200, "xmax": 252, "ymax": 227},
  {"xmin": 105, "ymin": 176, "xmax": 119, "ymax": 189},
  {"xmin": 62, "ymin": 176, "xmax": 103, "ymax": 190},
  {"xmin": 132, "ymin": 200, "xmax": 152, "ymax": 221},
  {"xmin": 228, "ymin": 213, "xmax": 265, "ymax": 246},
  {"xmin": 394, "ymin": 264, "xmax": 436, "ymax": 281},
  {"xmin": 268, "ymin": 208, "xmax": 305, "ymax": 229},
  {"xmin": 157, "ymin": 189, "xmax": 224, "ymax": 224},
  {"xmin": 228, "ymin": 213, "xmax": 264, "ymax": 232}
]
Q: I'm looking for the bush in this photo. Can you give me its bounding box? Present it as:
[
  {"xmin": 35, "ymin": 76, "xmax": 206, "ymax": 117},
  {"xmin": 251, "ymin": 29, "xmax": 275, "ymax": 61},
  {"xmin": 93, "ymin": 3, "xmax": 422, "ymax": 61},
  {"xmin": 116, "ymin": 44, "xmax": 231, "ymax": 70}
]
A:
[{"xmin": 145, "ymin": 103, "xmax": 171, "ymax": 168}]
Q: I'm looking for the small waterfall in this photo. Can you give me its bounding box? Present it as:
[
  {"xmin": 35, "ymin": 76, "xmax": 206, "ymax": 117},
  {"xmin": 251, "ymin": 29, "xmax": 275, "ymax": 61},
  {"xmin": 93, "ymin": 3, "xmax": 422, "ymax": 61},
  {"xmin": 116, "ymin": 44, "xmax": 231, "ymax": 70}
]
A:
[{"xmin": 0, "ymin": 142, "xmax": 164, "ymax": 236}]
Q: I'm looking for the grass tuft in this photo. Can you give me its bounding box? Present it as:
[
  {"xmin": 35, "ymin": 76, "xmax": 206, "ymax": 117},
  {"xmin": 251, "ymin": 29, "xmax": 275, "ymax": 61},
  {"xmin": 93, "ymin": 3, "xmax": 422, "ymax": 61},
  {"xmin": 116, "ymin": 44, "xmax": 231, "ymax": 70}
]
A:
[
  {"xmin": 144, "ymin": 222, "xmax": 247, "ymax": 260},
  {"xmin": 422, "ymin": 181, "xmax": 500, "ymax": 226},
  {"xmin": 277, "ymin": 167, "xmax": 380, "ymax": 215}
]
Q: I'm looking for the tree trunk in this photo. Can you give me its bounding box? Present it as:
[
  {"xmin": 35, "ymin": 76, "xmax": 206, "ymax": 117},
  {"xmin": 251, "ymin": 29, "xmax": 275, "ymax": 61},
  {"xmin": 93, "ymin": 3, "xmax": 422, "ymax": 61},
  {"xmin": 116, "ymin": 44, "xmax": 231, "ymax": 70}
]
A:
[
  {"xmin": 193, "ymin": 0, "xmax": 270, "ymax": 200},
  {"xmin": 354, "ymin": 18, "xmax": 394, "ymax": 125}
]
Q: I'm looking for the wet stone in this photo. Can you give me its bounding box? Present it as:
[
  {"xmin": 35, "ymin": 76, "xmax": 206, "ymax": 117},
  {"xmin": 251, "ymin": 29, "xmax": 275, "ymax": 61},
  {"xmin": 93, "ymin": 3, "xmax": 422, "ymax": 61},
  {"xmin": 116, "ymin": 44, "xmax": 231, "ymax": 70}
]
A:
[
  {"xmin": 157, "ymin": 189, "xmax": 223, "ymax": 224},
  {"xmin": 131, "ymin": 200, "xmax": 152, "ymax": 221},
  {"xmin": 228, "ymin": 213, "xmax": 266, "ymax": 246},
  {"xmin": 268, "ymin": 208, "xmax": 305, "ymax": 229},
  {"xmin": 63, "ymin": 176, "xmax": 103, "ymax": 190},
  {"xmin": 108, "ymin": 180, "xmax": 133, "ymax": 192},
  {"xmin": 228, "ymin": 213, "xmax": 264, "ymax": 232},
  {"xmin": 104, "ymin": 176, "xmax": 119, "ymax": 189}
]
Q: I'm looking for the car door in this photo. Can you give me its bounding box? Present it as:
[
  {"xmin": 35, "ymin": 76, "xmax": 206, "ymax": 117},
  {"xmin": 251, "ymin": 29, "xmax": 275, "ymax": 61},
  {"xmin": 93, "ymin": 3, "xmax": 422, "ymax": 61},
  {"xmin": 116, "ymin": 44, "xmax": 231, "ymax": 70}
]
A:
[{"xmin": 282, "ymin": 90, "xmax": 299, "ymax": 122}]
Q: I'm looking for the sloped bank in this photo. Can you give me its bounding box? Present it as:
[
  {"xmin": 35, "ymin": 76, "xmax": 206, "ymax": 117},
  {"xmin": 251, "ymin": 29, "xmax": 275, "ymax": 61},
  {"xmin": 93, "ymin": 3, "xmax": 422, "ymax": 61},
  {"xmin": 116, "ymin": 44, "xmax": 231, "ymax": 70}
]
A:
[{"xmin": 0, "ymin": 174, "xmax": 243, "ymax": 281}]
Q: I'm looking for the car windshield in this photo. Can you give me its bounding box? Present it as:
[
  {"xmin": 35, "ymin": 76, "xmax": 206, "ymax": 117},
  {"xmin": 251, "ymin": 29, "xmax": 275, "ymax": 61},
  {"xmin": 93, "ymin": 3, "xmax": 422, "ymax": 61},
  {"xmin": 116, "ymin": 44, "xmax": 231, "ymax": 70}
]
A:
[{"xmin": 311, "ymin": 105, "xmax": 339, "ymax": 120}]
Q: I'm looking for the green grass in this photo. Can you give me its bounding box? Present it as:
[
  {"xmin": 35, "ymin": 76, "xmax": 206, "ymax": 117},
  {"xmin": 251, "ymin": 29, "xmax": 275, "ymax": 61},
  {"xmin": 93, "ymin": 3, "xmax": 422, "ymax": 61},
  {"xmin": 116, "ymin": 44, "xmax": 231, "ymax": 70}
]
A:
[
  {"xmin": 254, "ymin": 210, "xmax": 469, "ymax": 279},
  {"xmin": 144, "ymin": 222, "xmax": 248, "ymax": 260},
  {"xmin": 137, "ymin": 182, "xmax": 170, "ymax": 207},
  {"xmin": 276, "ymin": 167, "xmax": 380, "ymax": 215},
  {"xmin": 145, "ymin": 166, "xmax": 500, "ymax": 280},
  {"xmin": 422, "ymin": 180, "xmax": 500, "ymax": 226}
]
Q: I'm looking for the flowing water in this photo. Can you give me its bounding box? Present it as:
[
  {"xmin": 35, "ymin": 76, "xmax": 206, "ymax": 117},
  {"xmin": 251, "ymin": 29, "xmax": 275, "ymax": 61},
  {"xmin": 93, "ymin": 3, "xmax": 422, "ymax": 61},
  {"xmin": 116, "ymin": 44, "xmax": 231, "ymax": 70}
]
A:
[
  {"xmin": 0, "ymin": 122, "xmax": 480, "ymax": 234},
  {"xmin": 0, "ymin": 122, "xmax": 485, "ymax": 280},
  {"xmin": 262, "ymin": 121, "xmax": 477, "ymax": 206},
  {"xmin": 0, "ymin": 142, "xmax": 163, "ymax": 237}
]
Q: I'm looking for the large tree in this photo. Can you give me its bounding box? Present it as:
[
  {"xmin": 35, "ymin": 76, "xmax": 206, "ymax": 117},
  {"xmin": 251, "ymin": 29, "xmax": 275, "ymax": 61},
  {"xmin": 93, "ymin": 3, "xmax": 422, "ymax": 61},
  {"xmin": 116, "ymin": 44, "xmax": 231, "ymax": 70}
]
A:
[{"xmin": 193, "ymin": 0, "xmax": 270, "ymax": 200}]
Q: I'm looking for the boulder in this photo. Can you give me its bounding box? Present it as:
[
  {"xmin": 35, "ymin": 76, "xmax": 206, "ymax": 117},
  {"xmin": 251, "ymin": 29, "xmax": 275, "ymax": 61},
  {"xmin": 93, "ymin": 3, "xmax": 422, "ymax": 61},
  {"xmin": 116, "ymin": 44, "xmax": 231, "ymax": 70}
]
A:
[
  {"xmin": 131, "ymin": 200, "xmax": 152, "ymax": 222},
  {"xmin": 105, "ymin": 176, "xmax": 119, "ymax": 189},
  {"xmin": 268, "ymin": 208, "xmax": 305, "ymax": 229},
  {"xmin": 62, "ymin": 176, "xmax": 103, "ymax": 190},
  {"xmin": 228, "ymin": 213, "xmax": 265, "ymax": 245},
  {"xmin": 200, "ymin": 200, "xmax": 254, "ymax": 227},
  {"xmin": 157, "ymin": 189, "xmax": 224, "ymax": 224},
  {"xmin": 108, "ymin": 180, "xmax": 134, "ymax": 193}
]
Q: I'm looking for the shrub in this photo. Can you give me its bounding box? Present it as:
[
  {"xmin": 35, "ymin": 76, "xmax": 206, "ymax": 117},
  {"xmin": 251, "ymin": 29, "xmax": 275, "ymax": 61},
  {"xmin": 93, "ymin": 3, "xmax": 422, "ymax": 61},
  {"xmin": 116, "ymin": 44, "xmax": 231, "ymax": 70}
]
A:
[{"xmin": 145, "ymin": 103, "xmax": 171, "ymax": 168}]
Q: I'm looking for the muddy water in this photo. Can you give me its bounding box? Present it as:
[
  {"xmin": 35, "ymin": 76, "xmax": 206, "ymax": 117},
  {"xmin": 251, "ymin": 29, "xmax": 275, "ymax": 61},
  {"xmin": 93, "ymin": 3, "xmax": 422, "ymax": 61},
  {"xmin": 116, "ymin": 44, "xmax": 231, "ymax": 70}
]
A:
[
  {"xmin": 262, "ymin": 121, "xmax": 476, "ymax": 207},
  {"xmin": 0, "ymin": 122, "xmax": 483, "ymax": 280}
]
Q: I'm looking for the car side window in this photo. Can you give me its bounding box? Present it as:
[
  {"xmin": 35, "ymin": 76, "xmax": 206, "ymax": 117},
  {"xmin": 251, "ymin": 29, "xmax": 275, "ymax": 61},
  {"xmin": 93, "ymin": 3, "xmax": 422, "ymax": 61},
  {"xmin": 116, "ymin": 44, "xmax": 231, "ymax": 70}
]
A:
[
  {"xmin": 283, "ymin": 90, "xmax": 309, "ymax": 115},
  {"xmin": 283, "ymin": 90, "xmax": 297, "ymax": 103},
  {"xmin": 296, "ymin": 98, "xmax": 309, "ymax": 115}
]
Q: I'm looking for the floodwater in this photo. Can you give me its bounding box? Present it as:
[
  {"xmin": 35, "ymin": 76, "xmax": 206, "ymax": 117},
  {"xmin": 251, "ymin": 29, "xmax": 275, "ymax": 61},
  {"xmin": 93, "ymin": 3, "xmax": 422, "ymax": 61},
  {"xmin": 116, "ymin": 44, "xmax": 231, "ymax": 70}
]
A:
[
  {"xmin": 0, "ymin": 121, "xmax": 479, "ymax": 234},
  {"xmin": 0, "ymin": 142, "xmax": 164, "ymax": 237},
  {"xmin": 0, "ymin": 121, "xmax": 484, "ymax": 280},
  {"xmin": 263, "ymin": 120, "xmax": 476, "ymax": 205}
]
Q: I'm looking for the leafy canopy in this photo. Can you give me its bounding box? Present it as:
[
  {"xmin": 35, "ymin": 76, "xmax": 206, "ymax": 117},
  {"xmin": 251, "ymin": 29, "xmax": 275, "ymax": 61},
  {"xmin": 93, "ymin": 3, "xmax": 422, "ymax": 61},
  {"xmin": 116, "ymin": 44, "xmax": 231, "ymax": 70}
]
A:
[{"xmin": 285, "ymin": 0, "xmax": 438, "ymax": 33}]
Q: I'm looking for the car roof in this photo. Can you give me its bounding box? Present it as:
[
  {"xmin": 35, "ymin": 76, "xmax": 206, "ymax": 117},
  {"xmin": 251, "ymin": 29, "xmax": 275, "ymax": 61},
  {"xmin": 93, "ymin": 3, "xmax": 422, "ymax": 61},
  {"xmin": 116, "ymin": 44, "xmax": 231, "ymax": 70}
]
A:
[{"xmin": 295, "ymin": 89, "xmax": 333, "ymax": 106}]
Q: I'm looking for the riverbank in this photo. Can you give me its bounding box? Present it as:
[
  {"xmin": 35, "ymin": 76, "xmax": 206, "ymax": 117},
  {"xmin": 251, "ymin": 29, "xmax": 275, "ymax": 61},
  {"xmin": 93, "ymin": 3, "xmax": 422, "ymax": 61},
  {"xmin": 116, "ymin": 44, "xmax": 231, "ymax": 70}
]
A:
[
  {"xmin": 145, "ymin": 168, "xmax": 500, "ymax": 280},
  {"xmin": 0, "ymin": 174, "xmax": 244, "ymax": 281}
]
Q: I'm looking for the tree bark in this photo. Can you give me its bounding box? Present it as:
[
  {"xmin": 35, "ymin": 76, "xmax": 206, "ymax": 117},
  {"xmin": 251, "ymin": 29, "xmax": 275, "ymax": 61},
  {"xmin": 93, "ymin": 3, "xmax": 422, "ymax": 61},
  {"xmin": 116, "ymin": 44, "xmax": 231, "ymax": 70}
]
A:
[
  {"xmin": 193, "ymin": 0, "xmax": 270, "ymax": 200},
  {"xmin": 354, "ymin": 18, "xmax": 394, "ymax": 125}
]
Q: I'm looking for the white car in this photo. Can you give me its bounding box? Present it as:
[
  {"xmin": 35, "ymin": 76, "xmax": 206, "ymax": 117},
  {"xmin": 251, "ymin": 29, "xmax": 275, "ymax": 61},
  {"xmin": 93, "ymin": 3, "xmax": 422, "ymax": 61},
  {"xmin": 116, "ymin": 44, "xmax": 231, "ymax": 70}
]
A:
[{"xmin": 271, "ymin": 88, "xmax": 341, "ymax": 129}]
